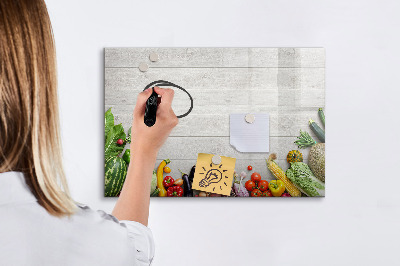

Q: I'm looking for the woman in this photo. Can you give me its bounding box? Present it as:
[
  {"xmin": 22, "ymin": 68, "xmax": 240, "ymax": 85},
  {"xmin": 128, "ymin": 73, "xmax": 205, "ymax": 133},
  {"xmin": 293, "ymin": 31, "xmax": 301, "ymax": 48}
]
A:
[{"xmin": 0, "ymin": 0, "xmax": 178, "ymax": 265}]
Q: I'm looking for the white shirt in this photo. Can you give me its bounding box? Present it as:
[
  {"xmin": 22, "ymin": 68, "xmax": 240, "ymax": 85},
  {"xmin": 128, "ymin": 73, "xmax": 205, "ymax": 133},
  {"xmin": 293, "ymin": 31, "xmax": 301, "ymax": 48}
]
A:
[{"xmin": 0, "ymin": 171, "xmax": 155, "ymax": 266}]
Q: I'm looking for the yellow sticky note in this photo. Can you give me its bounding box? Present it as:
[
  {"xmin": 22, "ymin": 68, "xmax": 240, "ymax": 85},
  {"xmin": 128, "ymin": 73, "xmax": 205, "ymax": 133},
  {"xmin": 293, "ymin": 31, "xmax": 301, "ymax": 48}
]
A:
[{"xmin": 192, "ymin": 153, "xmax": 236, "ymax": 196}]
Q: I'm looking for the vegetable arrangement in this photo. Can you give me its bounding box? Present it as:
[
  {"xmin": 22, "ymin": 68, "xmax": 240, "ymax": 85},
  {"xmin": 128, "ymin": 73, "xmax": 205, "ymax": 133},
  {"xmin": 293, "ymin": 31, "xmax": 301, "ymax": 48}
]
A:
[
  {"xmin": 151, "ymin": 161, "xmax": 197, "ymax": 198},
  {"xmin": 156, "ymin": 159, "xmax": 170, "ymax": 197},
  {"xmin": 289, "ymin": 107, "xmax": 326, "ymax": 195},
  {"xmin": 267, "ymin": 154, "xmax": 301, "ymax": 197},
  {"xmin": 294, "ymin": 108, "xmax": 326, "ymax": 183},
  {"xmin": 243, "ymin": 172, "xmax": 272, "ymax": 197},
  {"xmin": 104, "ymin": 109, "xmax": 131, "ymax": 197},
  {"xmin": 104, "ymin": 107, "xmax": 326, "ymax": 198}
]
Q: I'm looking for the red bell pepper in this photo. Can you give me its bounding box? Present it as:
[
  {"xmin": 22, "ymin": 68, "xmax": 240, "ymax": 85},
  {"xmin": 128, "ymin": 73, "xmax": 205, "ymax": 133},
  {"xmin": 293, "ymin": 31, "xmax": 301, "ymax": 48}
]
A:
[
  {"xmin": 167, "ymin": 186, "xmax": 183, "ymax": 197},
  {"xmin": 163, "ymin": 176, "xmax": 175, "ymax": 187}
]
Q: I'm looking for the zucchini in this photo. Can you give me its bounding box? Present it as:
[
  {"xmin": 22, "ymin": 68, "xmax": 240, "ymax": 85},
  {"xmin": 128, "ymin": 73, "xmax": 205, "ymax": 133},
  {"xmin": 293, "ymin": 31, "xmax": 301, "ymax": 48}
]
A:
[
  {"xmin": 318, "ymin": 108, "xmax": 325, "ymax": 127},
  {"xmin": 309, "ymin": 119, "xmax": 325, "ymax": 143}
]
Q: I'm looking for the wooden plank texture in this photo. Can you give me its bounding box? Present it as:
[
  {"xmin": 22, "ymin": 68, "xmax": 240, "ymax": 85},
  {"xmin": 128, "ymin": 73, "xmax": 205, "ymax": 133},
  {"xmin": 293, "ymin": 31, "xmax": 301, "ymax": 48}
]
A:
[
  {"xmin": 105, "ymin": 47, "xmax": 325, "ymax": 68},
  {"xmin": 156, "ymin": 136, "xmax": 304, "ymax": 160},
  {"xmin": 108, "ymin": 109, "xmax": 321, "ymax": 138}
]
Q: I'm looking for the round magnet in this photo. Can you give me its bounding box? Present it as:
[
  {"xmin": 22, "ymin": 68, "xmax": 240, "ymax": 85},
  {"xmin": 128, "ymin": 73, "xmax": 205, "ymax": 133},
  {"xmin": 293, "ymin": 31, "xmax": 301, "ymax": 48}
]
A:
[
  {"xmin": 245, "ymin": 114, "xmax": 255, "ymax": 124},
  {"xmin": 149, "ymin": 52, "xmax": 159, "ymax": 62},
  {"xmin": 212, "ymin": 155, "xmax": 222, "ymax": 165},
  {"xmin": 138, "ymin": 62, "xmax": 149, "ymax": 72}
]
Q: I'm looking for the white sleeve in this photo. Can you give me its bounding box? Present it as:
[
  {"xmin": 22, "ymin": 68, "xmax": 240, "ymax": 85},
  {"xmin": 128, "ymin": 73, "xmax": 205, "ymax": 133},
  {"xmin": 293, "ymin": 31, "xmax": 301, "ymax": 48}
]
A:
[
  {"xmin": 78, "ymin": 204, "xmax": 156, "ymax": 266},
  {"xmin": 119, "ymin": 220, "xmax": 155, "ymax": 265}
]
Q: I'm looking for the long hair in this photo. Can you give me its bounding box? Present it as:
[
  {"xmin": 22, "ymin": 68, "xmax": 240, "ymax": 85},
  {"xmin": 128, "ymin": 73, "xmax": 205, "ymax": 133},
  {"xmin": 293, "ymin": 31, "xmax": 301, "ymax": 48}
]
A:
[{"xmin": 0, "ymin": 0, "xmax": 76, "ymax": 216}]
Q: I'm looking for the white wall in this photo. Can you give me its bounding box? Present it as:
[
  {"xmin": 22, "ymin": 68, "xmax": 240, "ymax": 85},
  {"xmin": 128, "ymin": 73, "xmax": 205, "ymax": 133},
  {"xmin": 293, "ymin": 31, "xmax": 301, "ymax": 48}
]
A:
[{"xmin": 46, "ymin": 1, "xmax": 400, "ymax": 265}]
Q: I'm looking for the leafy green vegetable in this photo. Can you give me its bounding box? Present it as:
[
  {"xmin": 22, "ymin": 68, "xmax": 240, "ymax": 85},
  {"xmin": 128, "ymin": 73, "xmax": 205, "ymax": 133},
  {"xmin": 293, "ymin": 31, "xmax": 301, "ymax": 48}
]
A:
[
  {"xmin": 286, "ymin": 162, "xmax": 325, "ymax": 197},
  {"xmin": 105, "ymin": 108, "xmax": 114, "ymax": 138},
  {"xmin": 126, "ymin": 127, "xmax": 132, "ymax": 144},
  {"xmin": 105, "ymin": 124, "xmax": 126, "ymax": 159},
  {"xmin": 104, "ymin": 109, "xmax": 132, "ymax": 160},
  {"xmin": 150, "ymin": 170, "xmax": 157, "ymax": 195}
]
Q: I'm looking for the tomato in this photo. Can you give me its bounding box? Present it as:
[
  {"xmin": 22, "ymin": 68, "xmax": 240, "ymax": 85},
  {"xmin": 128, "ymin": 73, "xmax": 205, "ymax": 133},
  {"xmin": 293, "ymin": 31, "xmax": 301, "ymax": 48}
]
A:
[
  {"xmin": 251, "ymin": 172, "xmax": 261, "ymax": 182},
  {"xmin": 258, "ymin": 180, "xmax": 269, "ymax": 192},
  {"xmin": 247, "ymin": 165, "xmax": 253, "ymax": 171},
  {"xmin": 163, "ymin": 166, "xmax": 171, "ymax": 173},
  {"xmin": 262, "ymin": 190, "xmax": 273, "ymax": 197},
  {"xmin": 245, "ymin": 180, "xmax": 256, "ymax": 191},
  {"xmin": 251, "ymin": 189, "xmax": 262, "ymax": 197}
]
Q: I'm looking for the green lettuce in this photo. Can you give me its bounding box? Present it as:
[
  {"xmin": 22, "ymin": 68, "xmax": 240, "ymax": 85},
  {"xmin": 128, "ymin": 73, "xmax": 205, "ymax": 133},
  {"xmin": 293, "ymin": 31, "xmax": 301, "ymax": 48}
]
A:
[{"xmin": 104, "ymin": 108, "xmax": 127, "ymax": 160}]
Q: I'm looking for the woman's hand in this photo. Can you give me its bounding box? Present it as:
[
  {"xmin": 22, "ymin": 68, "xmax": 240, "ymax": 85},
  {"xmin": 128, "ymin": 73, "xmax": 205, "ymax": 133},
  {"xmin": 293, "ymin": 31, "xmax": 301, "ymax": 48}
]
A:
[
  {"xmin": 130, "ymin": 87, "xmax": 179, "ymax": 155},
  {"xmin": 112, "ymin": 87, "xmax": 178, "ymax": 225}
]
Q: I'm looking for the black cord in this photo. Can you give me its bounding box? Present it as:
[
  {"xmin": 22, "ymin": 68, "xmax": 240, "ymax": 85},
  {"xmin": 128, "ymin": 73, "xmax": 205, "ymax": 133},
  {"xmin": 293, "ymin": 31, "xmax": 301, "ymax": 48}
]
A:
[{"xmin": 143, "ymin": 80, "xmax": 193, "ymax": 119}]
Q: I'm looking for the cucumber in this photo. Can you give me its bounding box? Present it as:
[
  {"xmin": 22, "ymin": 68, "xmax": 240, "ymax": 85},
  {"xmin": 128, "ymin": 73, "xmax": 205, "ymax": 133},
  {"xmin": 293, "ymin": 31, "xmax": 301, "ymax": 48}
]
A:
[
  {"xmin": 318, "ymin": 108, "xmax": 325, "ymax": 127},
  {"xmin": 309, "ymin": 119, "xmax": 325, "ymax": 143},
  {"xmin": 105, "ymin": 156, "xmax": 127, "ymax": 197}
]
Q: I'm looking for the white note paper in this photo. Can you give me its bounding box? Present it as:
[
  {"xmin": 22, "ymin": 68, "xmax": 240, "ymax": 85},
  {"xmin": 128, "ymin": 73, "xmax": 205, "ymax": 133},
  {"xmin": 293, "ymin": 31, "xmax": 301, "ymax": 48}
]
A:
[{"xmin": 229, "ymin": 113, "xmax": 269, "ymax": 153}]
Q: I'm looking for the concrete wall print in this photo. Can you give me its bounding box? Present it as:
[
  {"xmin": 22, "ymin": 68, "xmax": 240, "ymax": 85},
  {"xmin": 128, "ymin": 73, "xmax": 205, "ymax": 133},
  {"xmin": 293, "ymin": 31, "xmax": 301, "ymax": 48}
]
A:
[{"xmin": 104, "ymin": 48, "xmax": 326, "ymax": 198}]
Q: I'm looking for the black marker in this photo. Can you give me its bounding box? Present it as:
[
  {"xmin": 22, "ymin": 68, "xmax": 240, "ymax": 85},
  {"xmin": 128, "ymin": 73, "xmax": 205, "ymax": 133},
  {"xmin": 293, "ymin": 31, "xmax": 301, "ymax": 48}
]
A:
[
  {"xmin": 142, "ymin": 80, "xmax": 193, "ymax": 119},
  {"xmin": 144, "ymin": 88, "xmax": 158, "ymax": 127}
]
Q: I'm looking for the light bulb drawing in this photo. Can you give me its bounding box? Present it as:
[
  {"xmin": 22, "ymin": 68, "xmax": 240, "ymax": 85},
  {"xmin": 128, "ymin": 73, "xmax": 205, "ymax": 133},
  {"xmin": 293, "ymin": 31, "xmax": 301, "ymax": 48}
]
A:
[{"xmin": 198, "ymin": 163, "xmax": 229, "ymax": 192}]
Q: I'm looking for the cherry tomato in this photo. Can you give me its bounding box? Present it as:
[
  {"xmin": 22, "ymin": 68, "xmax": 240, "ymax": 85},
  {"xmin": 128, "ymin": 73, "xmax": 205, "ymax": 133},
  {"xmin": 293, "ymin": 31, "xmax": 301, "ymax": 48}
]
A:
[
  {"xmin": 247, "ymin": 165, "xmax": 253, "ymax": 171},
  {"xmin": 163, "ymin": 166, "xmax": 171, "ymax": 173},
  {"xmin": 116, "ymin": 139, "xmax": 123, "ymax": 145},
  {"xmin": 251, "ymin": 189, "xmax": 262, "ymax": 197},
  {"xmin": 258, "ymin": 180, "xmax": 269, "ymax": 192},
  {"xmin": 251, "ymin": 172, "xmax": 261, "ymax": 182},
  {"xmin": 262, "ymin": 190, "xmax": 273, "ymax": 197},
  {"xmin": 245, "ymin": 180, "xmax": 256, "ymax": 191}
]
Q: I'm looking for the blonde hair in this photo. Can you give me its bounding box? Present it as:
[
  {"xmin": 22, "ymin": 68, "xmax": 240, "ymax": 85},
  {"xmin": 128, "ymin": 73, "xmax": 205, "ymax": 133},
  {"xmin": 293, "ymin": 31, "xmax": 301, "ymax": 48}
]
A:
[{"xmin": 0, "ymin": 0, "xmax": 76, "ymax": 216}]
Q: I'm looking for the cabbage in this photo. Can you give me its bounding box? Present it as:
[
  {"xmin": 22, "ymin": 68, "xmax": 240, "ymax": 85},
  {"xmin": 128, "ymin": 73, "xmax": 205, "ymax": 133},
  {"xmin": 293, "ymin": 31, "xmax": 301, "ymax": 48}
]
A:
[
  {"xmin": 286, "ymin": 162, "xmax": 325, "ymax": 197},
  {"xmin": 150, "ymin": 170, "xmax": 157, "ymax": 194}
]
